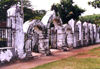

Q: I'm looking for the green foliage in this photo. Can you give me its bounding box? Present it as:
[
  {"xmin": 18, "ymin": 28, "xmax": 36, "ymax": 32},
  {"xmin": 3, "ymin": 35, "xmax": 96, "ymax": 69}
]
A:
[
  {"xmin": 51, "ymin": 0, "xmax": 85, "ymax": 24},
  {"xmin": 32, "ymin": 10, "xmax": 46, "ymax": 20},
  {"xmin": 79, "ymin": 14, "xmax": 100, "ymax": 24},
  {"xmin": 24, "ymin": 10, "xmax": 46, "ymax": 22},
  {"xmin": 88, "ymin": 0, "xmax": 100, "ymax": 8},
  {"xmin": 0, "ymin": 0, "xmax": 17, "ymax": 21},
  {"xmin": 24, "ymin": 7, "xmax": 34, "ymax": 22},
  {"xmin": 0, "ymin": 0, "xmax": 31, "ymax": 22}
]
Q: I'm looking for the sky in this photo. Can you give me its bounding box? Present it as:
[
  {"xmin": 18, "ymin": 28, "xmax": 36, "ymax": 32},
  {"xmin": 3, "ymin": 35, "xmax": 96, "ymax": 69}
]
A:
[{"xmin": 29, "ymin": 0, "xmax": 100, "ymax": 16}]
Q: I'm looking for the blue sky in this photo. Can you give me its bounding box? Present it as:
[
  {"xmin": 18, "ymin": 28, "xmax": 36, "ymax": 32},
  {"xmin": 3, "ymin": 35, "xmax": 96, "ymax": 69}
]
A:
[{"xmin": 29, "ymin": 0, "xmax": 100, "ymax": 16}]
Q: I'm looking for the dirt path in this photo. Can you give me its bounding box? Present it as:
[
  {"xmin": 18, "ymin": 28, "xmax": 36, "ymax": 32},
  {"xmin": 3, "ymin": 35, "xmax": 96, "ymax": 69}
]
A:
[{"xmin": 0, "ymin": 44, "xmax": 100, "ymax": 69}]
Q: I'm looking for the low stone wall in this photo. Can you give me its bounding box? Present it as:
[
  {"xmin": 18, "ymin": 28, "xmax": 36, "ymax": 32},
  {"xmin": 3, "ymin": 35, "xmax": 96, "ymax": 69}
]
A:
[{"xmin": 0, "ymin": 47, "xmax": 16, "ymax": 63}]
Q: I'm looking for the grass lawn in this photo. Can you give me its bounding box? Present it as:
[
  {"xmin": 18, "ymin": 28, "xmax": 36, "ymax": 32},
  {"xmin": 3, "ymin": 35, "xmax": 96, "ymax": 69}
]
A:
[{"xmin": 32, "ymin": 47, "xmax": 100, "ymax": 69}]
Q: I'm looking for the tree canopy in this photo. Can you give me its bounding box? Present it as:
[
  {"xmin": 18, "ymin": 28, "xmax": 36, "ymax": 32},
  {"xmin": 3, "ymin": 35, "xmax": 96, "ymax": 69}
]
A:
[
  {"xmin": 51, "ymin": 0, "xmax": 85, "ymax": 24},
  {"xmin": 88, "ymin": 0, "xmax": 100, "ymax": 8},
  {"xmin": 79, "ymin": 14, "xmax": 100, "ymax": 25},
  {"xmin": 0, "ymin": 0, "xmax": 31, "ymax": 22},
  {"xmin": 24, "ymin": 9, "xmax": 46, "ymax": 22}
]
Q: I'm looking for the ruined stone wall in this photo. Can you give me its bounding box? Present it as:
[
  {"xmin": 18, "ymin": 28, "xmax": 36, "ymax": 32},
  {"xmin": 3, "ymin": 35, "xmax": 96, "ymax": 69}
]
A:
[
  {"xmin": 1, "ymin": 9, "xmax": 100, "ymax": 63},
  {"xmin": 0, "ymin": 4, "xmax": 25, "ymax": 63}
]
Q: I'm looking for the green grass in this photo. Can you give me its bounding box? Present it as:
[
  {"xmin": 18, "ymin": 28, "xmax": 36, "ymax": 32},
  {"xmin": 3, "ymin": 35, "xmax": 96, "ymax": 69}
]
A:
[
  {"xmin": 32, "ymin": 47, "xmax": 100, "ymax": 69},
  {"xmin": 88, "ymin": 47, "xmax": 100, "ymax": 57},
  {"xmin": 76, "ymin": 47, "xmax": 100, "ymax": 57}
]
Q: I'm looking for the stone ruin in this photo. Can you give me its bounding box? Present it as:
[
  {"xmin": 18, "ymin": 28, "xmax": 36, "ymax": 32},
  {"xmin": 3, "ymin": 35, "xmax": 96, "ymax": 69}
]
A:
[
  {"xmin": 0, "ymin": 4, "xmax": 100, "ymax": 63},
  {"xmin": 96, "ymin": 25, "xmax": 100, "ymax": 43},
  {"xmin": 68, "ymin": 19, "xmax": 78, "ymax": 48},
  {"xmin": 76, "ymin": 21, "xmax": 84, "ymax": 46},
  {"xmin": 0, "ymin": 4, "xmax": 25, "ymax": 63},
  {"xmin": 24, "ymin": 20, "xmax": 51, "ymax": 56},
  {"xmin": 83, "ymin": 22, "xmax": 90, "ymax": 46},
  {"xmin": 63, "ymin": 24, "xmax": 73, "ymax": 49}
]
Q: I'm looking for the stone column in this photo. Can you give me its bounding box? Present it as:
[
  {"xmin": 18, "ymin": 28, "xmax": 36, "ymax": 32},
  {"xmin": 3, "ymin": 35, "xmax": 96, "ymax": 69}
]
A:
[
  {"xmin": 68, "ymin": 19, "xmax": 77, "ymax": 48},
  {"xmin": 53, "ymin": 18, "xmax": 67, "ymax": 51},
  {"xmin": 96, "ymin": 25, "xmax": 100, "ymax": 43},
  {"xmin": 15, "ymin": 5, "xmax": 26, "ymax": 59},
  {"xmin": 93, "ymin": 24, "xmax": 97, "ymax": 43},
  {"xmin": 34, "ymin": 25, "xmax": 51, "ymax": 55},
  {"xmin": 83, "ymin": 22, "xmax": 89, "ymax": 46},
  {"xmin": 76, "ymin": 21, "xmax": 83, "ymax": 46},
  {"xmin": 88, "ymin": 23, "xmax": 94, "ymax": 44},
  {"xmin": 64, "ymin": 24, "xmax": 73, "ymax": 49}
]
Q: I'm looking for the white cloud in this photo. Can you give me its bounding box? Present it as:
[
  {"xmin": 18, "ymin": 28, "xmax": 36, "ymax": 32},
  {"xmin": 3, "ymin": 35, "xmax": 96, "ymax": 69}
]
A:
[
  {"xmin": 30, "ymin": 0, "xmax": 60, "ymax": 10},
  {"xmin": 73, "ymin": 0, "xmax": 100, "ymax": 16}
]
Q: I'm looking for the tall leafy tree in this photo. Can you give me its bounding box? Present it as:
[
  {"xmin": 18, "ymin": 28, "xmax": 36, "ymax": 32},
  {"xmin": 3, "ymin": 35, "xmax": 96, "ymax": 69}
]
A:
[
  {"xmin": 0, "ymin": 0, "xmax": 31, "ymax": 22},
  {"xmin": 51, "ymin": 0, "xmax": 85, "ymax": 24},
  {"xmin": 88, "ymin": 0, "xmax": 100, "ymax": 8}
]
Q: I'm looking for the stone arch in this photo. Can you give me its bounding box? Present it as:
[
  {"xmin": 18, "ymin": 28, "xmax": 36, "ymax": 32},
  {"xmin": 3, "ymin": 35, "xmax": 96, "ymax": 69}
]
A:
[
  {"xmin": 24, "ymin": 20, "xmax": 45, "ymax": 53},
  {"xmin": 41, "ymin": 10, "xmax": 56, "ymax": 28}
]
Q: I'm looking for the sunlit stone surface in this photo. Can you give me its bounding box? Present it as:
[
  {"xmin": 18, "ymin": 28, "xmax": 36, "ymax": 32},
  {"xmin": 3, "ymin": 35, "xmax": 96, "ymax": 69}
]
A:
[
  {"xmin": 0, "ymin": 47, "xmax": 14, "ymax": 63},
  {"xmin": 83, "ymin": 22, "xmax": 89, "ymax": 45},
  {"xmin": 93, "ymin": 24, "xmax": 97, "ymax": 43},
  {"xmin": 41, "ymin": 10, "xmax": 56, "ymax": 26},
  {"xmin": 96, "ymin": 25, "xmax": 100, "ymax": 43},
  {"xmin": 68, "ymin": 19, "xmax": 77, "ymax": 47},
  {"xmin": 7, "ymin": 4, "xmax": 25, "ymax": 59},
  {"xmin": 53, "ymin": 18, "xmax": 68, "ymax": 51},
  {"xmin": 34, "ymin": 26, "xmax": 51, "ymax": 55},
  {"xmin": 76, "ymin": 21, "xmax": 83, "ymax": 46},
  {"xmin": 88, "ymin": 23, "xmax": 94, "ymax": 44},
  {"xmin": 63, "ymin": 24, "xmax": 73, "ymax": 48},
  {"xmin": 23, "ymin": 20, "xmax": 51, "ymax": 55}
]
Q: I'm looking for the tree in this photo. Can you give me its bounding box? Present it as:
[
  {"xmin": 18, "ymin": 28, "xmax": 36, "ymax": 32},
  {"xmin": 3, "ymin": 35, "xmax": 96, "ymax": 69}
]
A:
[
  {"xmin": 51, "ymin": 0, "xmax": 85, "ymax": 24},
  {"xmin": 88, "ymin": 0, "xmax": 100, "ymax": 8},
  {"xmin": 0, "ymin": 0, "xmax": 31, "ymax": 22},
  {"xmin": 79, "ymin": 14, "xmax": 100, "ymax": 25},
  {"xmin": 24, "ymin": 9, "xmax": 46, "ymax": 22},
  {"xmin": 32, "ymin": 10, "xmax": 46, "ymax": 20}
]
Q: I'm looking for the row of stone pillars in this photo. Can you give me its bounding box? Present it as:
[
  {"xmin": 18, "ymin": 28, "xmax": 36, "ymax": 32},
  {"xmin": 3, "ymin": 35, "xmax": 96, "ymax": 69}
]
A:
[{"xmin": 0, "ymin": 4, "xmax": 100, "ymax": 63}]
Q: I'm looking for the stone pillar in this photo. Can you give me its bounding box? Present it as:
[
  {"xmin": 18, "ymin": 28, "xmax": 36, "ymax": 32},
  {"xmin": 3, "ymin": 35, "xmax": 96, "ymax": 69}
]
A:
[
  {"xmin": 6, "ymin": 4, "xmax": 25, "ymax": 60},
  {"xmin": 68, "ymin": 19, "xmax": 77, "ymax": 47},
  {"xmin": 34, "ymin": 25, "xmax": 51, "ymax": 56},
  {"xmin": 88, "ymin": 23, "xmax": 94, "ymax": 44},
  {"xmin": 7, "ymin": 5, "xmax": 17, "ymax": 59},
  {"xmin": 50, "ymin": 27, "xmax": 57, "ymax": 49},
  {"xmin": 93, "ymin": 24, "xmax": 97, "ymax": 43},
  {"xmin": 76, "ymin": 21, "xmax": 83, "ymax": 46},
  {"xmin": 96, "ymin": 25, "xmax": 100, "ymax": 43},
  {"xmin": 83, "ymin": 22, "xmax": 89, "ymax": 46},
  {"xmin": 53, "ymin": 18, "xmax": 67, "ymax": 51},
  {"xmin": 64, "ymin": 24, "xmax": 73, "ymax": 49},
  {"xmin": 15, "ymin": 11, "xmax": 25, "ymax": 59},
  {"xmin": 57, "ymin": 26, "xmax": 67, "ymax": 50}
]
